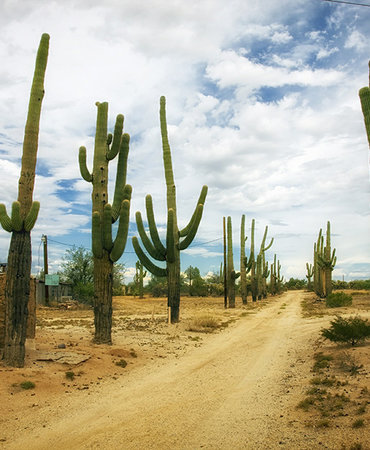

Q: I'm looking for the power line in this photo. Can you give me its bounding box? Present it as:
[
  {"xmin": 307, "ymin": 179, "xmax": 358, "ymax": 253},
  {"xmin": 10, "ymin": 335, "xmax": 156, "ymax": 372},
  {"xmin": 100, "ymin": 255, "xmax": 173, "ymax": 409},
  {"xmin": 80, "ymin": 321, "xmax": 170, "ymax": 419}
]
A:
[{"xmin": 323, "ymin": 0, "xmax": 370, "ymax": 7}]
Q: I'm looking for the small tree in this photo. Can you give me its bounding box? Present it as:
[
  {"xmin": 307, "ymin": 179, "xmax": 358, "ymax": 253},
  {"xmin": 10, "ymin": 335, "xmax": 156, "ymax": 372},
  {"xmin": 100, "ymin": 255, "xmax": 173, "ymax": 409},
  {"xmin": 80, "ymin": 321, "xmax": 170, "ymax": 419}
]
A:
[{"xmin": 321, "ymin": 316, "xmax": 370, "ymax": 346}]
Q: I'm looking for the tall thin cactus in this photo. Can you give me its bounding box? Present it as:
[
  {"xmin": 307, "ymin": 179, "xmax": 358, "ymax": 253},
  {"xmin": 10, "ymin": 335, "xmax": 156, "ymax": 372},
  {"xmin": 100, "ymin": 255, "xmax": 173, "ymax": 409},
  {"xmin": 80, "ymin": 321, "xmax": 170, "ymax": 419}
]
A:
[
  {"xmin": 359, "ymin": 61, "xmax": 370, "ymax": 148},
  {"xmin": 132, "ymin": 97, "xmax": 207, "ymax": 323},
  {"xmin": 79, "ymin": 102, "xmax": 131, "ymax": 344},
  {"xmin": 0, "ymin": 34, "xmax": 49, "ymax": 367},
  {"xmin": 134, "ymin": 261, "xmax": 147, "ymax": 299},
  {"xmin": 239, "ymin": 214, "xmax": 250, "ymax": 305},
  {"xmin": 226, "ymin": 216, "xmax": 240, "ymax": 308}
]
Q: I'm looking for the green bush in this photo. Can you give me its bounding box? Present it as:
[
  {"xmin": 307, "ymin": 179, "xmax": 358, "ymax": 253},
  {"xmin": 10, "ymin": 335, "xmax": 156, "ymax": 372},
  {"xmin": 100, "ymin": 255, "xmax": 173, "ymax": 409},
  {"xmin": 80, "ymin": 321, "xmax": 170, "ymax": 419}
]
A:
[
  {"xmin": 325, "ymin": 292, "xmax": 352, "ymax": 308},
  {"xmin": 321, "ymin": 316, "xmax": 370, "ymax": 346}
]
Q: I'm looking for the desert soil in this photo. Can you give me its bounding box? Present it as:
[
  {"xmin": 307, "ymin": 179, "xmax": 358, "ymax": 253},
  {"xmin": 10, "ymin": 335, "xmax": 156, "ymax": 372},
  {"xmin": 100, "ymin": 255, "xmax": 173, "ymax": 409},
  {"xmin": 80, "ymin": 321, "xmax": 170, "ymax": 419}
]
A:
[{"xmin": 0, "ymin": 290, "xmax": 369, "ymax": 449}]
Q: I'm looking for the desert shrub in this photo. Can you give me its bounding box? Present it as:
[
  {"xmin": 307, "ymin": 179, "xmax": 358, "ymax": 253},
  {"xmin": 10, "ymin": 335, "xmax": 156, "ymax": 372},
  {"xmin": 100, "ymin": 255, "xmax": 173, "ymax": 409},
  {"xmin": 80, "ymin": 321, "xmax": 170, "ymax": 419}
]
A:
[
  {"xmin": 115, "ymin": 359, "xmax": 127, "ymax": 368},
  {"xmin": 187, "ymin": 316, "xmax": 220, "ymax": 333},
  {"xmin": 20, "ymin": 381, "xmax": 35, "ymax": 390},
  {"xmin": 352, "ymin": 419, "xmax": 365, "ymax": 428},
  {"xmin": 325, "ymin": 292, "xmax": 352, "ymax": 308},
  {"xmin": 313, "ymin": 352, "xmax": 333, "ymax": 371},
  {"xmin": 321, "ymin": 316, "xmax": 370, "ymax": 346},
  {"xmin": 65, "ymin": 371, "xmax": 75, "ymax": 380}
]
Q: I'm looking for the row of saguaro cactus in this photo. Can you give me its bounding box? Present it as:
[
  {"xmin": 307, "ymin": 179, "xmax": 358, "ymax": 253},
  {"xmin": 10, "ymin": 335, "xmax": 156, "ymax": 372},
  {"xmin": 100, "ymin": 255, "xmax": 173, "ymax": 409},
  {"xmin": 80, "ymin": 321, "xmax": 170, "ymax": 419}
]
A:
[
  {"xmin": 0, "ymin": 34, "xmax": 49, "ymax": 367},
  {"xmin": 307, "ymin": 221, "xmax": 336, "ymax": 298},
  {"xmin": 133, "ymin": 97, "xmax": 207, "ymax": 323}
]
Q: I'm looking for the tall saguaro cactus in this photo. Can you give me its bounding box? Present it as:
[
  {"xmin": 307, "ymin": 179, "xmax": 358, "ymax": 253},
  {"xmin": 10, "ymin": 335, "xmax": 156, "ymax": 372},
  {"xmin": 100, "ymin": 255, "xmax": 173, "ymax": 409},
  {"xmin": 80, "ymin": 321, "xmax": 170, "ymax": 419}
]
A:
[
  {"xmin": 306, "ymin": 263, "xmax": 314, "ymax": 291},
  {"xmin": 0, "ymin": 34, "xmax": 49, "ymax": 367},
  {"xmin": 359, "ymin": 61, "xmax": 370, "ymax": 148},
  {"xmin": 79, "ymin": 102, "xmax": 131, "ymax": 344},
  {"xmin": 317, "ymin": 221, "xmax": 336, "ymax": 297},
  {"xmin": 132, "ymin": 96, "xmax": 207, "ymax": 323},
  {"xmin": 226, "ymin": 216, "xmax": 240, "ymax": 308},
  {"xmin": 135, "ymin": 261, "xmax": 147, "ymax": 299},
  {"xmin": 240, "ymin": 214, "xmax": 251, "ymax": 305}
]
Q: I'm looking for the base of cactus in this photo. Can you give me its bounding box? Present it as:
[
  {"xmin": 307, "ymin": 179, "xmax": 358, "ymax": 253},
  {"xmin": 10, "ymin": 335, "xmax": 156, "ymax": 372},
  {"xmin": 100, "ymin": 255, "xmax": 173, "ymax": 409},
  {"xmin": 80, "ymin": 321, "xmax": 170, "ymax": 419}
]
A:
[
  {"xmin": 2, "ymin": 231, "xmax": 31, "ymax": 367},
  {"xmin": 93, "ymin": 253, "xmax": 113, "ymax": 344}
]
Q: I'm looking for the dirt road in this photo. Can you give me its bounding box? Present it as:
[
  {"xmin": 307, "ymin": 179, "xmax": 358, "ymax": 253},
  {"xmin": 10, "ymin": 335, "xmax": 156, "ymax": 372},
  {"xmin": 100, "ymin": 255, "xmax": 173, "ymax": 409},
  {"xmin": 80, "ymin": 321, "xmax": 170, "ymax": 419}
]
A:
[{"xmin": 3, "ymin": 291, "xmax": 362, "ymax": 449}]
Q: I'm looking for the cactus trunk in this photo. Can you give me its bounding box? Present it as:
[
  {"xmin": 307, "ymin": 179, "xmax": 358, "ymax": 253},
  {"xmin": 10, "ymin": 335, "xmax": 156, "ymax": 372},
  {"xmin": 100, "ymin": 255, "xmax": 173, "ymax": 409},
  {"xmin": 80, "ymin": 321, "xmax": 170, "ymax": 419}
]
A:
[
  {"xmin": 93, "ymin": 252, "xmax": 113, "ymax": 344},
  {"xmin": 2, "ymin": 232, "xmax": 31, "ymax": 366}
]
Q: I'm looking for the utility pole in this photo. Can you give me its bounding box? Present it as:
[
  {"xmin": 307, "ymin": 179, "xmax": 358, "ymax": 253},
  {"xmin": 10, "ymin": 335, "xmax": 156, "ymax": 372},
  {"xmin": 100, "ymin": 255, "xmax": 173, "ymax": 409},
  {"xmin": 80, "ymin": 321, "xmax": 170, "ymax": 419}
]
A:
[{"xmin": 41, "ymin": 234, "xmax": 49, "ymax": 306}]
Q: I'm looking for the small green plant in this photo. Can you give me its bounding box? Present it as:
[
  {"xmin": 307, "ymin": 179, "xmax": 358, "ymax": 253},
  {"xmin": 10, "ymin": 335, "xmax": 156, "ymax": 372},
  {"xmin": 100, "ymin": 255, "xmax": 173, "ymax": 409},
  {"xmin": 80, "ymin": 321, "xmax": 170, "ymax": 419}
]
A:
[
  {"xmin": 313, "ymin": 352, "xmax": 333, "ymax": 371},
  {"xmin": 321, "ymin": 315, "xmax": 370, "ymax": 346},
  {"xmin": 20, "ymin": 381, "xmax": 35, "ymax": 390},
  {"xmin": 65, "ymin": 371, "xmax": 75, "ymax": 380},
  {"xmin": 310, "ymin": 376, "xmax": 336, "ymax": 387},
  {"xmin": 297, "ymin": 396, "xmax": 316, "ymax": 410},
  {"xmin": 352, "ymin": 419, "xmax": 365, "ymax": 428},
  {"xmin": 115, "ymin": 359, "xmax": 127, "ymax": 368},
  {"xmin": 325, "ymin": 291, "xmax": 352, "ymax": 308},
  {"xmin": 316, "ymin": 419, "xmax": 330, "ymax": 428}
]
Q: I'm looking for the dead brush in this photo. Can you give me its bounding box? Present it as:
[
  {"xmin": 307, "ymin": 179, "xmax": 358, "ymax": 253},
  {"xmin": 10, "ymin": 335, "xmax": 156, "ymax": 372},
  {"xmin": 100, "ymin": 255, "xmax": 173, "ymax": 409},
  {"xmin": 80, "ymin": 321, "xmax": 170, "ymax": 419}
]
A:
[{"xmin": 187, "ymin": 315, "xmax": 220, "ymax": 333}]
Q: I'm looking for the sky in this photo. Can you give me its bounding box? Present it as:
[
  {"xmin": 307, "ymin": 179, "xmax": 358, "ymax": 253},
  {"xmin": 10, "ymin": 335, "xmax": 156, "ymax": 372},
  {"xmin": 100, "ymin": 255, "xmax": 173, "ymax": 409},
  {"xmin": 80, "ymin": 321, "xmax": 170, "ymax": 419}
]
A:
[{"xmin": 0, "ymin": 0, "xmax": 369, "ymax": 283}]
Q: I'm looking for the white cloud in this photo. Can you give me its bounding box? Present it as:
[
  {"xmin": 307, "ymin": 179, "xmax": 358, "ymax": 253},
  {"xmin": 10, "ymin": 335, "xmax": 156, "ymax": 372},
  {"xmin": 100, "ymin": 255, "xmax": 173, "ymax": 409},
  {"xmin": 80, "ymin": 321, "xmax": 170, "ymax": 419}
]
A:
[{"xmin": 345, "ymin": 30, "xmax": 366, "ymax": 51}]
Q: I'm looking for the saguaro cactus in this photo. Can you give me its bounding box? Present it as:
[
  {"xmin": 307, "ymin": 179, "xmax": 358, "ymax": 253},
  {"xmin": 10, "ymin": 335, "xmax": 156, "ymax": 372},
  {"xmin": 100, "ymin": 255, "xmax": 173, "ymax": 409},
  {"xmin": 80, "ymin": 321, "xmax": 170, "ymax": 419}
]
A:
[
  {"xmin": 0, "ymin": 34, "xmax": 49, "ymax": 367},
  {"xmin": 135, "ymin": 261, "xmax": 147, "ymax": 299},
  {"xmin": 79, "ymin": 102, "xmax": 131, "ymax": 344},
  {"xmin": 306, "ymin": 263, "xmax": 314, "ymax": 291},
  {"xmin": 226, "ymin": 216, "xmax": 240, "ymax": 308},
  {"xmin": 359, "ymin": 61, "xmax": 370, "ymax": 148},
  {"xmin": 132, "ymin": 96, "xmax": 207, "ymax": 323},
  {"xmin": 240, "ymin": 214, "xmax": 251, "ymax": 305},
  {"xmin": 317, "ymin": 221, "xmax": 336, "ymax": 297},
  {"xmin": 246, "ymin": 219, "xmax": 273, "ymax": 301}
]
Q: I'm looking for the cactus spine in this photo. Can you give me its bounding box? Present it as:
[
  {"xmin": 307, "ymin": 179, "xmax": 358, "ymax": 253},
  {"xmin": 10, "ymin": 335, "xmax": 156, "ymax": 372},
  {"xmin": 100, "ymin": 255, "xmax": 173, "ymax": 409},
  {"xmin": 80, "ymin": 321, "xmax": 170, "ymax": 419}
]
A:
[
  {"xmin": 359, "ymin": 61, "xmax": 370, "ymax": 147},
  {"xmin": 0, "ymin": 34, "xmax": 49, "ymax": 367},
  {"xmin": 132, "ymin": 97, "xmax": 207, "ymax": 323},
  {"xmin": 79, "ymin": 102, "xmax": 131, "ymax": 344}
]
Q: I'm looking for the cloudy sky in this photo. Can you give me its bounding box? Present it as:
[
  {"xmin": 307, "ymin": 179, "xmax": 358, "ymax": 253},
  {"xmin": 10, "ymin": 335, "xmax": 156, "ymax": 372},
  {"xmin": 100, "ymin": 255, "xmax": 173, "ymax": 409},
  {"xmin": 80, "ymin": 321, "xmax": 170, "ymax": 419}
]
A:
[{"xmin": 0, "ymin": 0, "xmax": 369, "ymax": 283}]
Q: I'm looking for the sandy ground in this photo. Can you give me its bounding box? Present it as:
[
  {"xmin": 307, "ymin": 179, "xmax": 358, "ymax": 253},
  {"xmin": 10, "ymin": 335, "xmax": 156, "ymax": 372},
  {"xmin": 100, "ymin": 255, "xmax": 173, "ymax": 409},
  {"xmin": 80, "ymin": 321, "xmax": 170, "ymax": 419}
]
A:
[{"xmin": 0, "ymin": 290, "xmax": 369, "ymax": 449}]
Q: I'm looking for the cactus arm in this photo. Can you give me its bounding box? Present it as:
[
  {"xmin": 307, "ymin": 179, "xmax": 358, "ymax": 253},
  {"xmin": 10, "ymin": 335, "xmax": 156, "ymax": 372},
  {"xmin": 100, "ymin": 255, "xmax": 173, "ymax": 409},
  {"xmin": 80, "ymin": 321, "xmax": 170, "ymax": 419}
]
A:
[
  {"xmin": 166, "ymin": 208, "xmax": 175, "ymax": 263},
  {"xmin": 179, "ymin": 185, "xmax": 208, "ymax": 237},
  {"xmin": 0, "ymin": 204, "xmax": 13, "ymax": 232},
  {"xmin": 24, "ymin": 201, "xmax": 40, "ymax": 231},
  {"xmin": 111, "ymin": 134, "xmax": 130, "ymax": 222},
  {"xmin": 231, "ymin": 270, "xmax": 240, "ymax": 280},
  {"xmin": 102, "ymin": 204, "xmax": 113, "ymax": 251},
  {"xmin": 160, "ymin": 96, "xmax": 175, "ymax": 189},
  {"xmin": 136, "ymin": 211, "xmax": 166, "ymax": 261},
  {"xmin": 259, "ymin": 226, "xmax": 274, "ymax": 253},
  {"xmin": 107, "ymin": 114, "xmax": 124, "ymax": 161},
  {"xmin": 359, "ymin": 61, "xmax": 370, "ymax": 147},
  {"xmin": 78, "ymin": 146, "xmax": 93, "ymax": 182},
  {"xmin": 110, "ymin": 199, "xmax": 130, "ymax": 262},
  {"xmin": 132, "ymin": 237, "xmax": 167, "ymax": 277},
  {"xmin": 145, "ymin": 195, "xmax": 167, "ymax": 256},
  {"xmin": 92, "ymin": 211, "xmax": 103, "ymax": 258},
  {"xmin": 178, "ymin": 204, "xmax": 204, "ymax": 251},
  {"xmin": 11, "ymin": 201, "xmax": 23, "ymax": 231}
]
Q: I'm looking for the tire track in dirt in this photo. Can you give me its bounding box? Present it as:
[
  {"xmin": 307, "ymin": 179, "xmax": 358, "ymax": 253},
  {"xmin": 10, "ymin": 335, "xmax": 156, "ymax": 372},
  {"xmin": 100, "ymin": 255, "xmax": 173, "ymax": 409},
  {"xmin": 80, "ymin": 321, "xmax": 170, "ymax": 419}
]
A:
[{"xmin": 7, "ymin": 292, "xmax": 328, "ymax": 449}]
